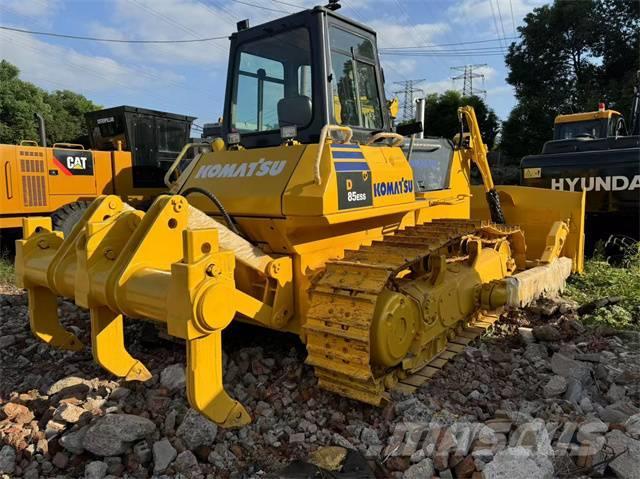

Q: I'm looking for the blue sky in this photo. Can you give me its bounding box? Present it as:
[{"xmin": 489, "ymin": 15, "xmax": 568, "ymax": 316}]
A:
[{"xmin": 0, "ymin": 0, "xmax": 547, "ymax": 130}]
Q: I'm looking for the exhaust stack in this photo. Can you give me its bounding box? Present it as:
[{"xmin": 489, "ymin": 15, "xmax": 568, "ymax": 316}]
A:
[{"xmin": 34, "ymin": 112, "xmax": 46, "ymax": 147}]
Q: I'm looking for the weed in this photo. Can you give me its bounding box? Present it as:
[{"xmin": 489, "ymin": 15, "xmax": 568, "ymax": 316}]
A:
[
  {"xmin": 566, "ymin": 249, "xmax": 640, "ymax": 329},
  {"xmin": 0, "ymin": 255, "xmax": 14, "ymax": 285}
]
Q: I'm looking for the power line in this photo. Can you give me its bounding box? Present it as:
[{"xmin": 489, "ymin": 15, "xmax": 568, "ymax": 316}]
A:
[
  {"xmin": 271, "ymin": 0, "xmax": 304, "ymax": 8},
  {"xmin": 488, "ymin": 0, "xmax": 506, "ymax": 52},
  {"xmin": 383, "ymin": 46, "xmax": 506, "ymax": 54},
  {"xmin": 379, "ymin": 36, "xmax": 518, "ymax": 51},
  {"xmin": 495, "ymin": 0, "xmax": 509, "ymax": 49},
  {"xmin": 509, "ymin": 0, "xmax": 517, "ymax": 35},
  {"xmin": 230, "ymin": 0, "xmax": 294, "ymax": 14},
  {"xmin": 0, "ymin": 25, "xmax": 229, "ymax": 43}
]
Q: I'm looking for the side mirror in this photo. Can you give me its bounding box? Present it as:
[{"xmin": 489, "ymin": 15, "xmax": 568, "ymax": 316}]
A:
[{"xmin": 396, "ymin": 121, "xmax": 423, "ymax": 137}]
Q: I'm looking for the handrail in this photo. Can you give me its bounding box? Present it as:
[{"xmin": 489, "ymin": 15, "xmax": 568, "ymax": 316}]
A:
[
  {"xmin": 52, "ymin": 143, "xmax": 85, "ymax": 150},
  {"xmin": 314, "ymin": 124, "xmax": 353, "ymax": 185},
  {"xmin": 19, "ymin": 140, "xmax": 39, "ymax": 147},
  {"xmin": 164, "ymin": 142, "xmax": 211, "ymax": 188},
  {"xmin": 365, "ymin": 132, "xmax": 404, "ymax": 147}
]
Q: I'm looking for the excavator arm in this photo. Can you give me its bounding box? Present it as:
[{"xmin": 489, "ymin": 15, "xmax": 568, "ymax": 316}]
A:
[{"xmin": 457, "ymin": 106, "xmax": 506, "ymax": 224}]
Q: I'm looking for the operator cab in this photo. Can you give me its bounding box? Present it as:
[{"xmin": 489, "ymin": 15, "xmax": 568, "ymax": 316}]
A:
[
  {"xmin": 85, "ymin": 106, "xmax": 195, "ymax": 187},
  {"xmin": 222, "ymin": 4, "xmax": 391, "ymax": 149},
  {"xmin": 553, "ymin": 108, "xmax": 626, "ymax": 140}
]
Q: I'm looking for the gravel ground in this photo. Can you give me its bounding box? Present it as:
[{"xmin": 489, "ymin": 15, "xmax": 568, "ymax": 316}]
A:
[{"xmin": 1, "ymin": 285, "xmax": 639, "ymax": 479}]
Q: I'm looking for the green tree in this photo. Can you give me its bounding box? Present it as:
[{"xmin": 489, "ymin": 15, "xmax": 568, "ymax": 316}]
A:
[
  {"xmin": 422, "ymin": 90, "xmax": 500, "ymax": 149},
  {"xmin": 0, "ymin": 60, "xmax": 51, "ymax": 144},
  {"xmin": 0, "ymin": 60, "xmax": 100, "ymax": 145},
  {"xmin": 502, "ymin": 0, "xmax": 640, "ymax": 159}
]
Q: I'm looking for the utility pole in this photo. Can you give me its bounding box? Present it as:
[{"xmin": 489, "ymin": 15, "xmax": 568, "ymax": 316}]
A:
[
  {"xmin": 393, "ymin": 79, "xmax": 425, "ymax": 122},
  {"xmin": 450, "ymin": 65, "xmax": 487, "ymax": 98}
]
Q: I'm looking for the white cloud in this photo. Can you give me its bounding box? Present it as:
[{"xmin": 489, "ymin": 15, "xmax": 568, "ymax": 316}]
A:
[
  {"xmin": 475, "ymin": 65, "xmax": 497, "ymax": 81},
  {"xmin": 369, "ymin": 20, "xmax": 450, "ymax": 49},
  {"xmin": 448, "ymin": 0, "xmax": 546, "ymax": 26},
  {"xmin": 88, "ymin": 0, "xmax": 285, "ymax": 65},
  {"xmin": 0, "ymin": 28, "xmax": 184, "ymax": 95},
  {"xmin": 380, "ymin": 57, "xmax": 417, "ymax": 76},
  {"xmin": 421, "ymin": 79, "xmax": 457, "ymax": 95},
  {"xmin": 2, "ymin": 0, "xmax": 59, "ymax": 17}
]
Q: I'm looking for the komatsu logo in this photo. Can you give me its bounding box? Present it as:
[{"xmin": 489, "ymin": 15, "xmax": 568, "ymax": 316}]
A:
[
  {"xmin": 551, "ymin": 175, "xmax": 640, "ymax": 192},
  {"xmin": 195, "ymin": 159, "xmax": 286, "ymax": 179},
  {"xmin": 373, "ymin": 178, "xmax": 414, "ymax": 197}
]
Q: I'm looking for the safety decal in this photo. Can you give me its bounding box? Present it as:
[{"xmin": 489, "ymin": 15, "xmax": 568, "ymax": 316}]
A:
[{"xmin": 52, "ymin": 149, "xmax": 94, "ymax": 176}]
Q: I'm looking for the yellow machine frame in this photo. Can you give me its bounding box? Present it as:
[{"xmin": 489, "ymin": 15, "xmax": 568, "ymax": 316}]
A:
[{"xmin": 14, "ymin": 5, "xmax": 586, "ymax": 429}]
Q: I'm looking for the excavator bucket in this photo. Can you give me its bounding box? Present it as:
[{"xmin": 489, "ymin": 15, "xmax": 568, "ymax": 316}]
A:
[
  {"xmin": 470, "ymin": 185, "xmax": 586, "ymax": 273},
  {"xmin": 15, "ymin": 195, "xmax": 250, "ymax": 428}
]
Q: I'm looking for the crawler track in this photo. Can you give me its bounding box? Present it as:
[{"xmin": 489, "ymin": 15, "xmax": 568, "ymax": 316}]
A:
[{"xmin": 304, "ymin": 219, "xmax": 517, "ymax": 404}]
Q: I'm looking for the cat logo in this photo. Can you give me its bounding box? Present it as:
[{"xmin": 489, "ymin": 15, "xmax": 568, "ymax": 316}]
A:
[
  {"xmin": 52, "ymin": 149, "xmax": 94, "ymax": 176},
  {"xmin": 66, "ymin": 156, "xmax": 88, "ymax": 170}
]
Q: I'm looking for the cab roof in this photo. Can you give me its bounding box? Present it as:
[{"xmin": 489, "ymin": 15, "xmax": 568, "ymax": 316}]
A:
[
  {"xmin": 229, "ymin": 5, "xmax": 378, "ymax": 42},
  {"xmin": 555, "ymin": 110, "xmax": 622, "ymax": 124}
]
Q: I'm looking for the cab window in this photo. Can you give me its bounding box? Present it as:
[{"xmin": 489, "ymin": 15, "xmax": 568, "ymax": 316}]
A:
[
  {"xmin": 555, "ymin": 120, "xmax": 601, "ymax": 139},
  {"xmin": 329, "ymin": 26, "xmax": 382, "ymax": 130},
  {"xmin": 231, "ymin": 28, "xmax": 312, "ymax": 133}
]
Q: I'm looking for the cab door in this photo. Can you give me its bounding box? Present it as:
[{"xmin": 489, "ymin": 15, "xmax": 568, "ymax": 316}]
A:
[{"xmin": 0, "ymin": 144, "xmax": 22, "ymax": 214}]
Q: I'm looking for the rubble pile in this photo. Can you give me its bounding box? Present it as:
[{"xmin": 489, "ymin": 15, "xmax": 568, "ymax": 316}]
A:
[{"xmin": 1, "ymin": 287, "xmax": 639, "ymax": 478}]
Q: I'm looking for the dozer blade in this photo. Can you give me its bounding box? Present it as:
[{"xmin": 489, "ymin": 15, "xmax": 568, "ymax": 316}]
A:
[
  {"xmin": 15, "ymin": 194, "xmax": 250, "ymax": 428},
  {"xmin": 470, "ymin": 185, "xmax": 586, "ymax": 272}
]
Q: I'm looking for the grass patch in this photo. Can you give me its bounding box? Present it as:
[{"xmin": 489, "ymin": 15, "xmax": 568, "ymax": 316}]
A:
[
  {"xmin": 566, "ymin": 249, "xmax": 640, "ymax": 329},
  {"xmin": 0, "ymin": 254, "xmax": 14, "ymax": 285}
]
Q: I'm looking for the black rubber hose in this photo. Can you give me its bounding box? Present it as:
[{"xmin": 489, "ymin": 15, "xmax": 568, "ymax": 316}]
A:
[
  {"xmin": 179, "ymin": 186, "xmax": 243, "ymax": 236},
  {"xmin": 486, "ymin": 188, "xmax": 506, "ymax": 225}
]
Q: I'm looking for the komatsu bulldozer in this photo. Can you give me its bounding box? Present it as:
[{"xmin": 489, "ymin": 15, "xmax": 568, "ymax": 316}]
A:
[{"xmin": 15, "ymin": 4, "xmax": 585, "ymax": 428}]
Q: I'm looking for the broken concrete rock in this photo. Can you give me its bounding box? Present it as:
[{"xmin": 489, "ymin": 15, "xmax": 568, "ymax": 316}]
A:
[
  {"xmin": 403, "ymin": 457, "xmax": 435, "ymax": 479},
  {"xmin": 606, "ymin": 429, "xmax": 640, "ymax": 479},
  {"xmin": 153, "ymin": 438, "xmax": 177, "ymax": 474},
  {"xmin": 60, "ymin": 425, "xmax": 89, "ymax": 454},
  {"xmin": 159, "ymin": 363, "xmax": 186, "ymax": 391},
  {"xmin": 550, "ymin": 353, "xmax": 592, "ymax": 383},
  {"xmin": 543, "ymin": 375, "xmax": 567, "ymax": 398},
  {"xmin": 0, "ymin": 445, "xmax": 16, "ymax": 475},
  {"xmin": 84, "ymin": 460, "xmax": 108, "ymax": 479},
  {"xmin": 82, "ymin": 414, "xmax": 156, "ymax": 456},
  {"xmin": 532, "ymin": 325, "xmax": 561, "ymax": 342},
  {"xmin": 176, "ymin": 408, "xmax": 218, "ymax": 450},
  {"xmin": 481, "ymin": 447, "xmax": 553, "ymax": 479}
]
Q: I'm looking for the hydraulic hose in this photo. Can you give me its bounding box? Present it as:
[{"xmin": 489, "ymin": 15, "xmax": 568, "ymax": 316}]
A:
[
  {"xmin": 486, "ymin": 188, "xmax": 506, "ymax": 225},
  {"xmin": 179, "ymin": 187, "xmax": 242, "ymax": 236}
]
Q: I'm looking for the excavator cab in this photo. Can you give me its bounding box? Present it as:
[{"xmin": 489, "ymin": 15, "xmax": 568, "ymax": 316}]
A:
[
  {"xmin": 553, "ymin": 108, "xmax": 626, "ymax": 140},
  {"xmin": 222, "ymin": 5, "xmax": 391, "ymax": 148}
]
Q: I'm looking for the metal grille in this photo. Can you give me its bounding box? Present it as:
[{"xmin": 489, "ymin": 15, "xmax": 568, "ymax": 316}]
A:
[{"xmin": 19, "ymin": 158, "xmax": 47, "ymax": 207}]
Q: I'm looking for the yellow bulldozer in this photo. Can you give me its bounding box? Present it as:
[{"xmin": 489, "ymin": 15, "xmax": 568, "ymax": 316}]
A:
[{"xmin": 15, "ymin": 4, "xmax": 585, "ymax": 428}]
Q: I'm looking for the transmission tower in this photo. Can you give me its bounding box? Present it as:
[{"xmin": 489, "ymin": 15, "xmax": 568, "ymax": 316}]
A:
[
  {"xmin": 450, "ymin": 64, "xmax": 487, "ymax": 98},
  {"xmin": 393, "ymin": 79, "xmax": 425, "ymax": 121}
]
